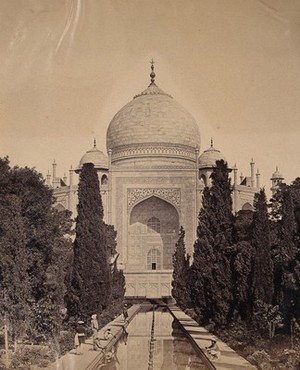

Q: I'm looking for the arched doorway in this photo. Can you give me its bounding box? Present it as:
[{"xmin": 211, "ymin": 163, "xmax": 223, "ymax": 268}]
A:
[{"xmin": 128, "ymin": 196, "xmax": 179, "ymax": 272}]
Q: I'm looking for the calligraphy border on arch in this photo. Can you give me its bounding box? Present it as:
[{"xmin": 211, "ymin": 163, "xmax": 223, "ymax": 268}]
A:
[{"xmin": 127, "ymin": 188, "xmax": 181, "ymax": 209}]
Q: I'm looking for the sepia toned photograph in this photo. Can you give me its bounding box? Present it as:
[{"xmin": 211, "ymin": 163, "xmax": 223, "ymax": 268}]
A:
[{"xmin": 1, "ymin": 1, "xmax": 300, "ymax": 369}]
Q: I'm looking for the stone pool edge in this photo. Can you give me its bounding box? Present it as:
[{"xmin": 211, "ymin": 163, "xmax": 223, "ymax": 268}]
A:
[{"xmin": 168, "ymin": 304, "xmax": 258, "ymax": 370}]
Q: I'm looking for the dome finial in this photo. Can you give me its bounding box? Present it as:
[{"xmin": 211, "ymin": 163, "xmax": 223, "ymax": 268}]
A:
[
  {"xmin": 149, "ymin": 58, "xmax": 156, "ymax": 84},
  {"xmin": 94, "ymin": 138, "xmax": 97, "ymax": 148},
  {"xmin": 211, "ymin": 137, "xmax": 213, "ymax": 147}
]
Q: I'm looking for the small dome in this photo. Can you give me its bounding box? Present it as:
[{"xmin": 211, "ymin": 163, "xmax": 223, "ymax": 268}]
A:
[
  {"xmin": 271, "ymin": 167, "xmax": 284, "ymax": 180},
  {"xmin": 78, "ymin": 141, "xmax": 108, "ymax": 171},
  {"xmin": 199, "ymin": 141, "xmax": 226, "ymax": 169}
]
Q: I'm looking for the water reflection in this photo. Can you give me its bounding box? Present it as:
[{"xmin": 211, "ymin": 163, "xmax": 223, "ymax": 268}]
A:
[{"xmin": 99, "ymin": 305, "xmax": 207, "ymax": 370}]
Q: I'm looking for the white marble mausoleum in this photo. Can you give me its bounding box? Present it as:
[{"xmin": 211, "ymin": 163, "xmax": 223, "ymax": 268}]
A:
[{"xmin": 50, "ymin": 65, "xmax": 284, "ymax": 298}]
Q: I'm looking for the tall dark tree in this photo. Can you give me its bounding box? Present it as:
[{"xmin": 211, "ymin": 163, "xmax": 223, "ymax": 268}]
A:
[
  {"xmin": 0, "ymin": 195, "xmax": 31, "ymax": 342},
  {"xmin": 0, "ymin": 157, "xmax": 73, "ymax": 345},
  {"xmin": 190, "ymin": 160, "xmax": 233, "ymax": 326},
  {"xmin": 172, "ymin": 227, "xmax": 191, "ymax": 309},
  {"xmin": 252, "ymin": 189, "xmax": 273, "ymax": 304},
  {"xmin": 233, "ymin": 210, "xmax": 254, "ymax": 244},
  {"xmin": 190, "ymin": 187, "xmax": 216, "ymax": 323},
  {"xmin": 271, "ymin": 181, "xmax": 300, "ymax": 325},
  {"xmin": 106, "ymin": 224, "xmax": 125, "ymax": 315},
  {"xmin": 231, "ymin": 210, "xmax": 254, "ymax": 320},
  {"xmin": 110, "ymin": 268, "xmax": 126, "ymax": 317},
  {"xmin": 68, "ymin": 163, "xmax": 111, "ymax": 318},
  {"xmin": 232, "ymin": 241, "xmax": 254, "ymax": 321}
]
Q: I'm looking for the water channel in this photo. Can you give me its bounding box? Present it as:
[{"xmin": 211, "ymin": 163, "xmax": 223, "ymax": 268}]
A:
[{"xmin": 99, "ymin": 304, "xmax": 209, "ymax": 370}]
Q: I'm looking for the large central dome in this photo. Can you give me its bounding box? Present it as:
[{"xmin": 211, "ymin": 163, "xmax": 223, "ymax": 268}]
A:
[{"xmin": 106, "ymin": 72, "xmax": 201, "ymax": 167}]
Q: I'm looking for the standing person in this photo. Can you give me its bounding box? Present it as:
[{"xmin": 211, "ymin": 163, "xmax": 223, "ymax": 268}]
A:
[
  {"xmin": 122, "ymin": 304, "xmax": 129, "ymax": 323},
  {"xmin": 91, "ymin": 314, "xmax": 99, "ymax": 350},
  {"xmin": 75, "ymin": 320, "xmax": 86, "ymax": 355}
]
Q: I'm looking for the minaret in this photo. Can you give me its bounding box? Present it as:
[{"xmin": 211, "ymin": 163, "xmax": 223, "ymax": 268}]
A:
[
  {"xmin": 68, "ymin": 166, "xmax": 74, "ymax": 212},
  {"xmin": 256, "ymin": 169, "xmax": 260, "ymax": 189},
  {"xmin": 250, "ymin": 158, "xmax": 255, "ymax": 188},
  {"xmin": 63, "ymin": 173, "xmax": 67, "ymax": 185},
  {"xmin": 271, "ymin": 166, "xmax": 284, "ymax": 195},
  {"xmin": 108, "ymin": 149, "xmax": 112, "ymax": 225},
  {"xmin": 240, "ymin": 173, "xmax": 244, "ymax": 184},
  {"xmin": 233, "ymin": 164, "xmax": 238, "ymax": 188},
  {"xmin": 46, "ymin": 171, "xmax": 51, "ymax": 187},
  {"xmin": 233, "ymin": 164, "xmax": 238, "ymax": 213},
  {"xmin": 195, "ymin": 147, "xmax": 200, "ymax": 218},
  {"xmin": 52, "ymin": 160, "xmax": 57, "ymax": 188},
  {"xmin": 69, "ymin": 165, "xmax": 74, "ymax": 188}
]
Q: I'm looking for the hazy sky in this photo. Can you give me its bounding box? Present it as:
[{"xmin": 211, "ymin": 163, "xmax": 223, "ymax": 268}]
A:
[{"xmin": 1, "ymin": 0, "xmax": 300, "ymax": 196}]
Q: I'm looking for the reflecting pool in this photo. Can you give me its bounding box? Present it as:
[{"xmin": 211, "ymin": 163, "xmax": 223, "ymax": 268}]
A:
[{"xmin": 99, "ymin": 305, "xmax": 208, "ymax": 370}]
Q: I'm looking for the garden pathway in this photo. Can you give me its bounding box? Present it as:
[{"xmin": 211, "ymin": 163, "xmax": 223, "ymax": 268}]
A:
[{"xmin": 46, "ymin": 304, "xmax": 140, "ymax": 370}]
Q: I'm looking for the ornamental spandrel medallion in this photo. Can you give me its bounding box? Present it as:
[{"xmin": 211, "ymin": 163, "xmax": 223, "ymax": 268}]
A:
[{"xmin": 128, "ymin": 188, "xmax": 181, "ymax": 209}]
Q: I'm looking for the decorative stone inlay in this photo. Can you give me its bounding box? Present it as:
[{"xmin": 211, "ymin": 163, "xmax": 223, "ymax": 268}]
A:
[
  {"xmin": 55, "ymin": 196, "xmax": 67, "ymax": 207},
  {"xmin": 128, "ymin": 188, "xmax": 181, "ymax": 209},
  {"xmin": 161, "ymin": 283, "xmax": 171, "ymax": 295},
  {"xmin": 111, "ymin": 142, "xmax": 197, "ymax": 162}
]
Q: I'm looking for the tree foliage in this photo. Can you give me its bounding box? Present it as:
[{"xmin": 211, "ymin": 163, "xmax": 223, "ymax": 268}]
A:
[
  {"xmin": 0, "ymin": 157, "xmax": 73, "ymax": 344},
  {"xmin": 231, "ymin": 210, "xmax": 254, "ymax": 320},
  {"xmin": 270, "ymin": 180, "xmax": 300, "ymax": 325},
  {"xmin": 190, "ymin": 160, "xmax": 233, "ymax": 326},
  {"xmin": 252, "ymin": 189, "xmax": 273, "ymax": 304},
  {"xmin": 187, "ymin": 162, "xmax": 300, "ymax": 337},
  {"xmin": 0, "ymin": 194, "xmax": 31, "ymax": 340},
  {"xmin": 172, "ymin": 227, "xmax": 191, "ymax": 309},
  {"xmin": 67, "ymin": 163, "xmax": 111, "ymax": 318},
  {"xmin": 232, "ymin": 241, "xmax": 254, "ymax": 320},
  {"xmin": 106, "ymin": 224, "xmax": 125, "ymax": 315}
]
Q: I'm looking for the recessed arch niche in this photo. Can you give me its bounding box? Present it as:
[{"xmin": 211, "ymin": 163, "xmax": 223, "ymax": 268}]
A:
[
  {"xmin": 242, "ymin": 202, "xmax": 254, "ymax": 211},
  {"xmin": 54, "ymin": 203, "xmax": 65, "ymax": 212},
  {"xmin": 101, "ymin": 174, "xmax": 108, "ymax": 185},
  {"xmin": 128, "ymin": 196, "xmax": 179, "ymax": 271}
]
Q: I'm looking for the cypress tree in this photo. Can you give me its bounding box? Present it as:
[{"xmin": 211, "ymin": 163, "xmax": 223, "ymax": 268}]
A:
[
  {"xmin": 106, "ymin": 224, "xmax": 125, "ymax": 314},
  {"xmin": 172, "ymin": 226, "xmax": 191, "ymax": 309},
  {"xmin": 190, "ymin": 188, "xmax": 216, "ymax": 323},
  {"xmin": 231, "ymin": 210, "xmax": 254, "ymax": 320},
  {"xmin": 0, "ymin": 195, "xmax": 31, "ymax": 342},
  {"xmin": 271, "ymin": 182, "xmax": 300, "ymax": 324},
  {"xmin": 191, "ymin": 160, "xmax": 233, "ymax": 326},
  {"xmin": 252, "ymin": 189, "xmax": 273, "ymax": 304},
  {"xmin": 68, "ymin": 163, "xmax": 111, "ymax": 318},
  {"xmin": 232, "ymin": 241, "xmax": 254, "ymax": 321},
  {"xmin": 110, "ymin": 268, "xmax": 126, "ymax": 316}
]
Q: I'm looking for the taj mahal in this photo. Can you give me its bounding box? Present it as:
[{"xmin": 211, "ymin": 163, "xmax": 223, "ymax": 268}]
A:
[{"xmin": 48, "ymin": 63, "xmax": 284, "ymax": 299}]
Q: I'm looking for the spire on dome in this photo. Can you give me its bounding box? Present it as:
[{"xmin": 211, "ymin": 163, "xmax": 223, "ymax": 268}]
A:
[
  {"xmin": 94, "ymin": 138, "xmax": 97, "ymax": 148},
  {"xmin": 150, "ymin": 58, "xmax": 156, "ymax": 84},
  {"xmin": 211, "ymin": 137, "xmax": 213, "ymax": 147}
]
